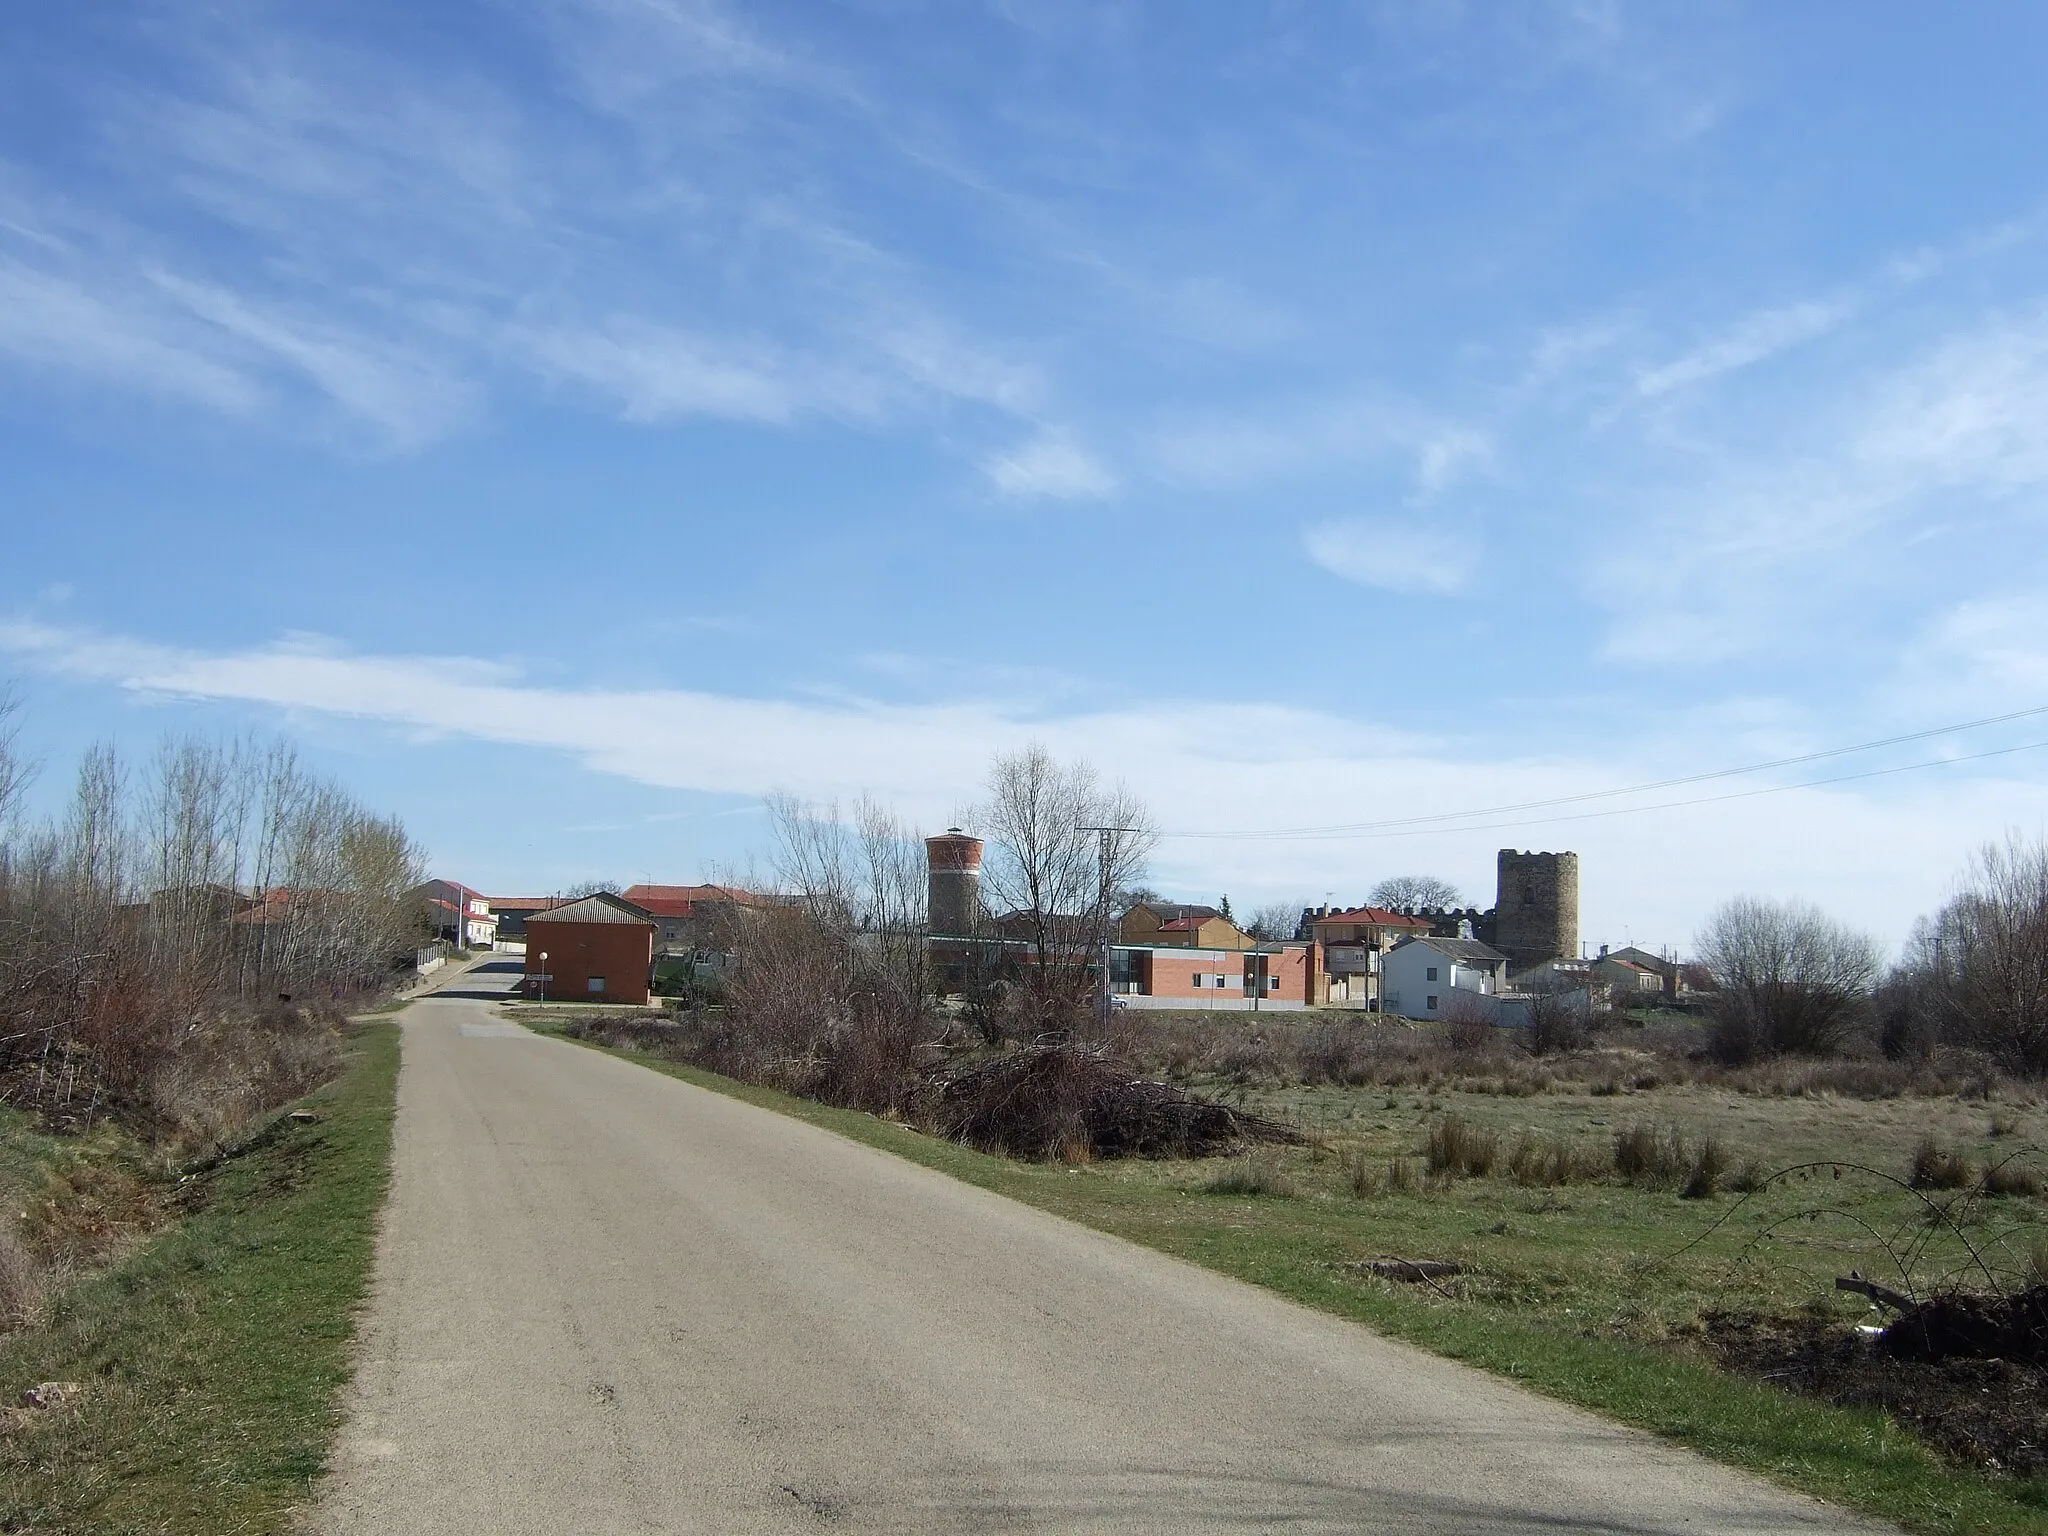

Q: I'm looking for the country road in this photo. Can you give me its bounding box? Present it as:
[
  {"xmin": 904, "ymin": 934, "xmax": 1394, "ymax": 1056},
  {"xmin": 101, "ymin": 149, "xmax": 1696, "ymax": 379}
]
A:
[{"xmin": 313, "ymin": 968, "xmax": 1888, "ymax": 1534}]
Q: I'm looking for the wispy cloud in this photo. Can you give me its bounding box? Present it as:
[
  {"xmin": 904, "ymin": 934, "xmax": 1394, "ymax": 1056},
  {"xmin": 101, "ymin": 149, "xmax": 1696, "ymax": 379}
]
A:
[
  {"xmin": 0, "ymin": 257, "xmax": 262, "ymax": 414},
  {"xmin": 1302, "ymin": 517, "xmax": 1477, "ymax": 596},
  {"xmin": 983, "ymin": 434, "xmax": 1116, "ymax": 500},
  {"xmin": 0, "ymin": 5, "xmax": 1040, "ymax": 451},
  {"xmin": 1634, "ymin": 295, "xmax": 1859, "ymax": 397},
  {"xmin": 1147, "ymin": 394, "xmax": 1489, "ymax": 495}
]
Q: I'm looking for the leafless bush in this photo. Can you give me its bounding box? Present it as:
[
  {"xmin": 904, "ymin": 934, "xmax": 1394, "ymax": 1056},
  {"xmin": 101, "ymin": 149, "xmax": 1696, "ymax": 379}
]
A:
[
  {"xmin": 1523, "ymin": 988, "xmax": 1590, "ymax": 1055},
  {"xmin": 1681, "ymin": 1135, "xmax": 1728, "ymax": 1199},
  {"xmin": 1899, "ymin": 834, "xmax": 2048, "ymax": 1077},
  {"xmin": 1911, "ymin": 1136, "xmax": 1975, "ymax": 1191},
  {"xmin": 1981, "ymin": 1154, "xmax": 2044, "ymax": 1199},
  {"xmin": 714, "ymin": 796, "xmax": 941, "ymax": 1113},
  {"xmin": 0, "ymin": 712, "xmax": 421, "ymax": 1143},
  {"xmin": 1696, "ymin": 896, "xmax": 1880, "ymax": 1062}
]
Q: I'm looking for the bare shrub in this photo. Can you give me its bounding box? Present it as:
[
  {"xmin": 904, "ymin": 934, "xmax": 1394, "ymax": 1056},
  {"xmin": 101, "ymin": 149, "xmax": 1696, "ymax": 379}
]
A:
[
  {"xmin": 1426, "ymin": 1114, "xmax": 1499, "ymax": 1177},
  {"xmin": 0, "ymin": 719, "xmax": 421, "ymax": 1144},
  {"xmin": 1911, "ymin": 1136, "xmax": 1975, "ymax": 1191},
  {"xmin": 1980, "ymin": 1155, "xmax": 2044, "ymax": 1199},
  {"xmin": 1523, "ymin": 988, "xmax": 1589, "ymax": 1056},
  {"xmin": 1298, "ymin": 1025, "xmax": 1376, "ymax": 1086},
  {"xmin": 1696, "ymin": 896, "xmax": 1880, "ymax": 1062},
  {"xmin": 1904, "ymin": 834, "xmax": 2048, "ymax": 1077},
  {"xmin": 1681, "ymin": 1135, "xmax": 1728, "ymax": 1199}
]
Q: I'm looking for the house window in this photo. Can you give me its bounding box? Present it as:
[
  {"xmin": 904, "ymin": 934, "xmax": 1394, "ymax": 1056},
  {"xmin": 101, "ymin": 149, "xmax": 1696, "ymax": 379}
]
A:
[
  {"xmin": 587, "ymin": 976, "xmax": 606, "ymax": 994},
  {"xmin": 1267, "ymin": 976, "xmax": 1280, "ymax": 991},
  {"xmin": 1190, "ymin": 974, "xmax": 1204, "ymax": 989},
  {"xmin": 1426, "ymin": 966, "xmax": 1438, "ymax": 981},
  {"xmin": 1426, "ymin": 994, "xmax": 1439, "ymax": 1011}
]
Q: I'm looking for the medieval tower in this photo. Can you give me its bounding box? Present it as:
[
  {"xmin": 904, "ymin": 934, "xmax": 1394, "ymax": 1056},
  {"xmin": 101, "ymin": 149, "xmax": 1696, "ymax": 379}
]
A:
[
  {"xmin": 1493, "ymin": 849, "xmax": 1579, "ymax": 972},
  {"xmin": 924, "ymin": 828, "xmax": 984, "ymax": 938}
]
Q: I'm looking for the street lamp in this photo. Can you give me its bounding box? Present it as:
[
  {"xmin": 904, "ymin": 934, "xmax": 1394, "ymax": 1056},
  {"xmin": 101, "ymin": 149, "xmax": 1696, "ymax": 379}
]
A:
[{"xmin": 537, "ymin": 950, "xmax": 548, "ymax": 1000}]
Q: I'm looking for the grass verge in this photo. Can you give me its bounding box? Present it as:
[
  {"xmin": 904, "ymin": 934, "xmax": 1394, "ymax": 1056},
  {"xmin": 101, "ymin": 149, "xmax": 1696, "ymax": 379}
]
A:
[
  {"xmin": 544, "ymin": 1029, "xmax": 2048, "ymax": 1536},
  {"xmin": 0, "ymin": 1019, "xmax": 399, "ymax": 1534}
]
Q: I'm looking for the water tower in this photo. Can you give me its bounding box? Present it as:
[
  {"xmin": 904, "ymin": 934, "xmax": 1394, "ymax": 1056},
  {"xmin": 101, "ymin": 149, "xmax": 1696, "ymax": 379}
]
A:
[{"xmin": 924, "ymin": 829, "xmax": 983, "ymax": 938}]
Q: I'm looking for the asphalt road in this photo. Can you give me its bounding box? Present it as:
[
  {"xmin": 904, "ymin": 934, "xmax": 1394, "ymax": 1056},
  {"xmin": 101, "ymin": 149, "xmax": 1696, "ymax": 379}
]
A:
[{"xmin": 313, "ymin": 969, "xmax": 1889, "ymax": 1534}]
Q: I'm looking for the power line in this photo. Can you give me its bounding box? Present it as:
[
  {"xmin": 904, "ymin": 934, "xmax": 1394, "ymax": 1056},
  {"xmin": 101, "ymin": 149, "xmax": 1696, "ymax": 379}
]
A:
[
  {"xmin": 1162, "ymin": 736, "xmax": 2048, "ymax": 844},
  {"xmin": 1165, "ymin": 703, "xmax": 2048, "ymax": 842}
]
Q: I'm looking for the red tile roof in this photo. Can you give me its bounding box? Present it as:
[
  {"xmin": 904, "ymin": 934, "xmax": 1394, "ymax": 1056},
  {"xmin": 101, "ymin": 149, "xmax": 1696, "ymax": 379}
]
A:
[
  {"xmin": 1312, "ymin": 906, "xmax": 1433, "ymax": 929},
  {"xmin": 623, "ymin": 883, "xmax": 758, "ymax": 906},
  {"xmin": 633, "ymin": 896, "xmax": 698, "ymax": 919}
]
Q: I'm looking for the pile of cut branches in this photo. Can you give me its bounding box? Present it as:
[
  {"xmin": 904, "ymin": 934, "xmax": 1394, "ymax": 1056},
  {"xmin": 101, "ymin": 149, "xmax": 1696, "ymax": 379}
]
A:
[
  {"xmin": 931, "ymin": 1041, "xmax": 1302, "ymax": 1161},
  {"xmin": 1879, "ymin": 1284, "xmax": 2048, "ymax": 1367}
]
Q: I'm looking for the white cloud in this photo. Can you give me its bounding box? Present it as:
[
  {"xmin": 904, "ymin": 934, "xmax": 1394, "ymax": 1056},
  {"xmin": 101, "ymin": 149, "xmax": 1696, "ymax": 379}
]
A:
[
  {"xmin": 0, "ymin": 11, "xmax": 1041, "ymax": 450},
  {"xmin": 0, "ymin": 258, "xmax": 262, "ymax": 415},
  {"xmin": 1303, "ymin": 517, "xmax": 1476, "ymax": 595},
  {"xmin": 1856, "ymin": 311, "xmax": 2048, "ymax": 489},
  {"xmin": 1906, "ymin": 595, "xmax": 2048, "ymax": 701},
  {"xmin": 1146, "ymin": 394, "xmax": 1490, "ymax": 499},
  {"xmin": 1634, "ymin": 295, "xmax": 1858, "ymax": 397},
  {"xmin": 5, "ymin": 617, "xmax": 2044, "ymax": 950},
  {"xmin": 983, "ymin": 435, "xmax": 1117, "ymax": 500},
  {"xmin": 515, "ymin": 320, "xmax": 815, "ymax": 425}
]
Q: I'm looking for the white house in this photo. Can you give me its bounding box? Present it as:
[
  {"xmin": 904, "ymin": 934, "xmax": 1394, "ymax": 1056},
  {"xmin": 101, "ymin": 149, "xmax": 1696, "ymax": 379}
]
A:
[
  {"xmin": 1381, "ymin": 935, "xmax": 1511, "ymax": 1020},
  {"xmin": 417, "ymin": 879, "xmax": 498, "ymax": 949}
]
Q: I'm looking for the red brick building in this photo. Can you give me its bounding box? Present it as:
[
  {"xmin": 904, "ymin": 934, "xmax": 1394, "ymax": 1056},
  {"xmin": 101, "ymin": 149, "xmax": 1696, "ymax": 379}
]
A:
[
  {"xmin": 1110, "ymin": 941, "xmax": 1322, "ymax": 1009},
  {"xmin": 524, "ymin": 894, "xmax": 656, "ymax": 1004}
]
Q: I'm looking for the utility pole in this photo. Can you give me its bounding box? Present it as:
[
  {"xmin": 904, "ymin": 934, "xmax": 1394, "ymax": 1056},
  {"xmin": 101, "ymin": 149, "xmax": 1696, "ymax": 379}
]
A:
[{"xmin": 1079, "ymin": 824, "xmax": 1137, "ymax": 1027}]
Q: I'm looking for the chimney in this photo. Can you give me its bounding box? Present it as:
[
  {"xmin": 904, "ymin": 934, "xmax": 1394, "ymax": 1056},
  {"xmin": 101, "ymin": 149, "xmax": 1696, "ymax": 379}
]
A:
[{"xmin": 924, "ymin": 829, "xmax": 983, "ymax": 938}]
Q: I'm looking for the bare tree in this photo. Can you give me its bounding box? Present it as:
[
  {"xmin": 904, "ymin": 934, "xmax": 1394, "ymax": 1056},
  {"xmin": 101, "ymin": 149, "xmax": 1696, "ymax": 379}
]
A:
[
  {"xmin": 1695, "ymin": 895, "xmax": 1880, "ymax": 1061},
  {"xmin": 710, "ymin": 793, "xmax": 936, "ymax": 1112},
  {"xmin": 0, "ymin": 709, "xmax": 426, "ymax": 1149},
  {"xmin": 974, "ymin": 745, "xmax": 1154, "ymax": 1030},
  {"xmin": 1902, "ymin": 833, "xmax": 2048, "ymax": 1076},
  {"xmin": 0, "ymin": 685, "xmax": 28, "ymax": 835},
  {"xmin": 1369, "ymin": 874, "xmax": 1462, "ymax": 911},
  {"xmin": 1246, "ymin": 900, "xmax": 1307, "ymax": 942}
]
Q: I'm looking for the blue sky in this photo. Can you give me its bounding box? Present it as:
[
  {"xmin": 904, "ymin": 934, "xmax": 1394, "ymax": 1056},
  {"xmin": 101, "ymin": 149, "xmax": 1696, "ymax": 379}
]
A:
[{"xmin": 6, "ymin": 1, "xmax": 2048, "ymax": 952}]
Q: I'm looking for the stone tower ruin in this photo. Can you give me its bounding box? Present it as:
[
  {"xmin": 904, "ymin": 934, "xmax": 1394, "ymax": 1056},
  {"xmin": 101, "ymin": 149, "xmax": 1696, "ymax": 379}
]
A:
[{"xmin": 1493, "ymin": 849, "xmax": 1579, "ymax": 972}]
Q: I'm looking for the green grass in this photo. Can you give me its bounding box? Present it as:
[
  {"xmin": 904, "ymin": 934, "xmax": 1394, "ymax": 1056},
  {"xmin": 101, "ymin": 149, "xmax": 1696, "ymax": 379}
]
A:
[
  {"xmin": 541, "ymin": 1029, "xmax": 2048, "ymax": 1535},
  {"xmin": 0, "ymin": 1019, "xmax": 400, "ymax": 1535}
]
